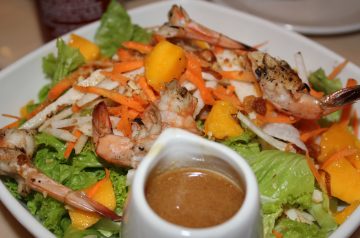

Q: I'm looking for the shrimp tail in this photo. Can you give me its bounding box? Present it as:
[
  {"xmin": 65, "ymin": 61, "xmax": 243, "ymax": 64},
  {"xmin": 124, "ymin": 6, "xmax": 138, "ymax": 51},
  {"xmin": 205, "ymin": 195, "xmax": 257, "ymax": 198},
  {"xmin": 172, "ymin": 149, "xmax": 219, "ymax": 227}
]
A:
[
  {"xmin": 164, "ymin": 5, "xmax": 256, "ymax": 50},
  {"xmin": 322, "ymin": 85, "xmax": 360, "ymax": 108}
]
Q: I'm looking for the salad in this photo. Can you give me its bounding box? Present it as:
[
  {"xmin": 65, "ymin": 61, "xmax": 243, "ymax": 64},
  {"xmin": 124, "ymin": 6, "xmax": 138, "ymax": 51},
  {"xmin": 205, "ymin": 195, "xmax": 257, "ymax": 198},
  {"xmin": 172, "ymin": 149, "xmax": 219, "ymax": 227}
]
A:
[{"xmin": 1, "ymin": 1, "xmax": 360, "ymax": 237}]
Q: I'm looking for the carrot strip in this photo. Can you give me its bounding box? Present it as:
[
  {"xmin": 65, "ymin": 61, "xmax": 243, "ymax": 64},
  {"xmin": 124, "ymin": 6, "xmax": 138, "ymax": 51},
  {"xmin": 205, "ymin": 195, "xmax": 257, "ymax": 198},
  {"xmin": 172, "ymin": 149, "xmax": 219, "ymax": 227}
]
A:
[
  {"xmin": 122, "ymin": 41, "xmax": 153, "ymax": 54},
  {"xmin": 26, "ymin": 101, "xmax": 50, "ymax": 120},
  {"xmin": 1, "ymin": 120, "xmax": 21, "ymax": 129},
  {"xmin": 138, "ymin": 76, "xmax": 157, "ymax": 102},
  {"xmin": 87, "ymin": 169, "xmax": 110, "ymax": 198},
  {"xmin": 256, "ymin": 113, "xmax": 298, "ymax": 124},
  {"xmin": 113, "ymin": 60, "xmax": 144, "ymax": 74},
  {"xmin": 108, "ymin": 106, "xmax": 139, "ymax": 119},
  {"xmin": 185, "ymin": 52, "xmax": 215, "ymax": 105},
  {"xmin": 219, "ymin": 70, "xmax": 254, "ymax": 82},
  {"xmin": 309, "ymin": 88, "xmax": 324, "ymax": 99},
  {"xmin": 48, "ymin": 77, "xmax": 77, "ymax": 101},
  {"xmin": 328, "ymin": 59, "xmax": 349, "ymax": 80},
  {"xmin": 305, "ymin": 152, "xmax": 327, "ymax": 193},
  {"xmin": 64, "ymin": 130, "xmax": 83, "ymax": 159},
  {"xmin": 300, "ymin": 128, "xmax": 328, "ymax": 142},
  {"xmin": 212, "ymin": 85, "xmax": 242, "ymax": 109},
  {"xmin": 72, "ymin": 104, "xmax": 81, "ymax": 113},
  {"xmin": 340, "ymin": 78, "xmax": 358, "ymax": 125},
  {"xmin": 321, "ymin": 148, "xmax": 357, "ymax": 170},
  {"xmin": 117, "ymin": 48, "xmax": 136, "ymax": 62},
  {"xmin": 116, "ymin": 106, "xmax": 132, "ymax": 137},
  {"xmin": 272, "ymin": 230, "xmax": 283, "ymax": 238},
  {"xmin": 74, "ymin": 85, "xmax": 144, "ymax": 112},
  {"xmin": 2, "ymin": 114, "xmax": 20, "ymax": 120},
  {"xmin": 101, "ymin": 71, "xmax": 129, "ymax": 85}
]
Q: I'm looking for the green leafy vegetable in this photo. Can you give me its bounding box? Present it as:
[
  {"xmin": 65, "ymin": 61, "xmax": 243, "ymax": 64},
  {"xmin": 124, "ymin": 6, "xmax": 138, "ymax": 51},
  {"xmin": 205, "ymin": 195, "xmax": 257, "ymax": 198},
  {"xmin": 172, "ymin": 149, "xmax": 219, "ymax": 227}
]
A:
[
  {"xmin": 309, "ymin": 68, "xmax": 342, "ymax": 95},
  {"xmin": 309, "ymin": 192, "xmax": 337, "ymax": 234},
  {"xmin": 110, "ymin": 169, "xmax": 128, "ymax": 213},
  {"xmin": 274, "ymin": 218, "xmax": 326, "ymax": 238},
  {"xmin": 95, "ymin": 0, "xmax": 151, "ymax": 57},
  {"xmin": 27, "ymin": 193, "xmax": 69, "ymax": 237},
  {"xmin": 222, "ymin": 130, "xmax": 261, "ymax": 159},
  {"xmin": 43, "ymin": 38, "xmax": 85, "ymax": 85}
]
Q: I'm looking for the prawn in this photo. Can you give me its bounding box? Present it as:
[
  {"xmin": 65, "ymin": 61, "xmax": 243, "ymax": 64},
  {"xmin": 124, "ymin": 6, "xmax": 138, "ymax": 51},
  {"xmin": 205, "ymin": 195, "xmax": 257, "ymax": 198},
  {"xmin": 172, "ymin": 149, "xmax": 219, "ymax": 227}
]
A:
[
  {"xmin": 248, "ymin": 51, "xmax": 360, "ymax": 119},
  {"xmin": 157, "ymin": 5, "xmax": 256, "ymax": 51},
  {"xmin": 159, "ymin": 5, "xmax": 360, "ymax": 120},
  {"xmin": 0, "ymin": 129, "xmax": 121, "ymax": 221},
  {"xmin": 92, "ymin": 82, "xmax": 199, "ymax": 168}
]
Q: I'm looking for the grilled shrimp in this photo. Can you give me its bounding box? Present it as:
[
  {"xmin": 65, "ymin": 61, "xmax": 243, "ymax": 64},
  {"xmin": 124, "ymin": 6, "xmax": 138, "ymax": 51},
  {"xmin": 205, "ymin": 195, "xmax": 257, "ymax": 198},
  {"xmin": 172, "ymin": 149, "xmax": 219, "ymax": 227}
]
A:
[
  {"xmin": 0, "ymin": 129, "xmax": 121, "ymax": 221},
  {"xmin": 248, "ymin": 51, "xmax": 360, "ymax": 119},
  {"xmin": 157, "ymin": 5, "xmax": 255, "ymax": 51},
  {"xmin": 92, "ymin": 83, "xmax": 199, "ymax": 168}
]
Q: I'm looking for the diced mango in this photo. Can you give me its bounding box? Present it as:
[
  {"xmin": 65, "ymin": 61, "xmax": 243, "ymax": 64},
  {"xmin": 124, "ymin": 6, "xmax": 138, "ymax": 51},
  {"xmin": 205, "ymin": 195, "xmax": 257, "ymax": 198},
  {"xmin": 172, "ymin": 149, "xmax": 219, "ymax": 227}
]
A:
[
  {"xmin": 145, "ymin": 41, "xmax": 187, "ymax": 91},
  {"xmin": 335, "ymin": 200, "xmax": 360, "ymax": 224},
  {"xmin": 323, "ymin": 158, "xmax": 360, "ymax": 204},
  {"xmin": 319, "ymin": 123, "xmax": 360, "ymax": 163},
  {"xmin": 69, "ymin": 175, "xmax": 116, "ymax": 230},
  {"xmin": 204, "ymin": 100, "xmax": 243, "ymax": 139},
  {"xmin": 68, "ymin": 34, "xmax": 100, "ymax": 62}
]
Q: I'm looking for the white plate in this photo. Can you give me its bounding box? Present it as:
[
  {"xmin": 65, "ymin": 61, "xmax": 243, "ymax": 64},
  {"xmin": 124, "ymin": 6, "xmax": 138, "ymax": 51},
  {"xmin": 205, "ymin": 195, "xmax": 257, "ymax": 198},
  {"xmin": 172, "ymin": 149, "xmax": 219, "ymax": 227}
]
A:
[
  {"xmin": 1, "ymin": 0, "xmax": 360, "ymax": 237},
  {"xmin": 213, "ymin": 0, "xmax": 360, "ymax": 35}
]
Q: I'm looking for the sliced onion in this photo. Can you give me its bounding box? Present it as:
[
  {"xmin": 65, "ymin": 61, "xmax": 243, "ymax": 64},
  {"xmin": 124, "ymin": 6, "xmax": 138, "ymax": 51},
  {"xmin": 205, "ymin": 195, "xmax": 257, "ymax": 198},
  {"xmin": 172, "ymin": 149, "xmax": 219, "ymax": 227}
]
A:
[
  {"xmin": 285, "ymin": 208, "xmax": 315, "ymax": 225},
  {"xmin": 193, "ymin": 89, "xmax": 204, "ymax": 118},
  {"xmin": 74, "ymin": 135, "xmax": 88, "ymax": 154},
  {"xmin": 237, "ymin": 111, "xmax": 290, "ymax": 151},
  {"xmin": 76, "ymin": 79, "xmax": 118, "ymax": 107},
  {"xmin": 294, "ymin": 52, "xmax": 309, "ymax": 85},
  {"xmin": 38, "ymin": 108, "xmax": 73, "ymax": 132},
  {"xmin": 44, "ymin": 128, "xmax": 77, "ymax": 142},
  {"xmin": 182, "ymin": 81, "xmax": 196, "ymax": 91},
  {"xmin": 78, "ymin": 122, "xmax": 92, "ymax": 137},
  {"xmin": 262, "ymin": 123, "xmax": 307, "ymax": 152},
  {"xmin": 51, "ymin": 116, "xmax": 92, "ymax": 129}
]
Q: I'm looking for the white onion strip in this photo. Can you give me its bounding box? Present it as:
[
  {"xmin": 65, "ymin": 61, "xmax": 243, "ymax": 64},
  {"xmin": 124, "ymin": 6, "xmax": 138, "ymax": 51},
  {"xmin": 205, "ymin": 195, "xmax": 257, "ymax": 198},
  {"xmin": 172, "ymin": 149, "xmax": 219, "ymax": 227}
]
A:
[
  {"xmin": 74, "ymin": 135, "xmax": 88, "ymax": 154},
  {"xmin": 38, "ymin": 108, "xmax": 73, "ymax": 132},
  {"xmin": 262, "ymin": 123, "xmax": 307, "ymax": 152},
  {"xmin": 51, "ymin": 116, "xmax": 92, "ymax": 129},
  {"xmin": 237, "ymin": 111, "xmax": 289, "ymax": 151},
  {"xmin": 43, "ymin": 128, "xmax": 77, "ymax": 142}
]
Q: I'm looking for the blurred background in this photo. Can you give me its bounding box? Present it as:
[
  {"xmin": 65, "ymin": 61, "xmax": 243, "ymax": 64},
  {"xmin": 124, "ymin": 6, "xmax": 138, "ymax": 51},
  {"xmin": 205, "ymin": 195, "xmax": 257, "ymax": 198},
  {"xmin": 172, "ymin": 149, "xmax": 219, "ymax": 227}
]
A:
[{"xmin": 0, "ymin": 0, "xmax": 359, "ymax": 237}]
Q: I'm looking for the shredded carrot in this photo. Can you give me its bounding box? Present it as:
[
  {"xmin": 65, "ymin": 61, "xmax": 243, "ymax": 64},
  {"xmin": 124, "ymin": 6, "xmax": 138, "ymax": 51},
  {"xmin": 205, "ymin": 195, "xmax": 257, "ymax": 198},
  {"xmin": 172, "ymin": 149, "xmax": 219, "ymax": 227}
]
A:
[
  {"xmin": 108, "ymin": 106, "xmax": 139, "ymax": 119},
  {"xmin": 300, "ymin": 127, "xmax": 328, "ymax": 142},
  {"xmin": 71, "ymin": 104, "xmax": 81, "ymax": 113},
  {"xmin": 212, "ymin": 85, "xmax": 242, "ymax": 109},
  {"xmin": 185, "ymin": 52, "xmax": 215, "ymax": 105},
  {"xmin": 48, "ymin": 77, "xmax": 77, "ymax": 101},
  {"xmin": 113, "ymin": 60, "xmax": 144, "ymax": 74},
  {"xmin": 1, "ymin": 119, "xmax": 21, "ymax": 129},
  {"xmin": 64, "ymin": 130, "xmax": 83, "ymax": 159},
  {"xmin": 74, "ymin": 85, "xmax": 144, "ymax": 112},
  {"xmin": 87, "ymin": 169, "xmax": 110, "ymax": 198},
  {"xmin": 309, "ymin": 88, "xmax": 324, "ymax": 99},
  {"xmin": 116, "ymin": 106, "xmax": 132, "ymax": 137},
  {"xmin": 2, "ymin": 114, "xmax": 20, "ymax": 120},
  {"xmin": 352, "ymin": 111, "xmax": 359, "ymax": 136},
  {"xmin": 321, "ymin": 148, "xmax": 357, "ymax": 170},
  {"xmin": 272, "ymin": 230, "xmax": 283, "ymax": 238},
  {"xmin": 138, "ymin": 76, "xmax": 157, "ymax": 102},
  {"xmin": 305, "ymin": 152, "xmax": 327, "ymax": 194},
  {"xmin": 340, "ymin": 78, "xmax": 358, "ymax": 125},
  {"xmin": 328, "ymin": 59, "xmax": 349, "ymax": 80},
  {"xmin": 257, "ymin": 113, "xmax": 298, "ymax": 124},
  {"xmin": 122, "ymin": 41, "xmax": 153, "ymax": 54},
  {"xmin": 213, "ymin": 46, "xmax": 224, "ymax": 54},
  {"xmin": 26, "ymin": 101, "xmax": 49, "ymax": 120},
  {"xmin": 133, "ymin": 95, "xmax": 149, "ymax": 107},
  {"xmin": 219, "ymin": 70, "xmax": 255, "ymax": 83},
  {"xmin": 117, "ymin": 48, "xmax": 136, "ymax": 62},
  {"xmin": 101, "ymin": 71, "xmax": 130, "ymax": 85}
]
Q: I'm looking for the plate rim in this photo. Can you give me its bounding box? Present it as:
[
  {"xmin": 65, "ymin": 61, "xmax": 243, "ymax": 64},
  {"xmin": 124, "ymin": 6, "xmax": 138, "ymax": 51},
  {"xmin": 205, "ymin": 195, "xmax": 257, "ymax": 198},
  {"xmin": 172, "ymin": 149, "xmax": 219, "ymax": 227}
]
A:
[{"xmin": 0, "ymin": 0, "xmax": 359, "ymax": 237}]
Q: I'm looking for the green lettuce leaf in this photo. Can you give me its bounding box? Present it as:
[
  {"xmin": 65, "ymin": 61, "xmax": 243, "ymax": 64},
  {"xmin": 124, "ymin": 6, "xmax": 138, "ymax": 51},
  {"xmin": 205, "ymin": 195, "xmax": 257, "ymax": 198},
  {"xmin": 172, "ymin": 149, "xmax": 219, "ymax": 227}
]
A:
[
  {"xmin": 309, "ymin": 192, "xmax": 337, "ymax": 234},
  {"xmin": 110, "ymin": 169, "xmax": 128, "ymax": 213},
  {"xmin": 27, "ymin": 193, "xmax": 69, "ymax": 237},
  {"xmin": 95, "ymin": 0, "xmax": 133, "ymax": 57},
  {"xmin": 222, "ymin": 130, "xmax": 261, "ymax": 160},
  {"xmin": 95, "ymin": 0, "xmax": 151, "ymax": 57},
  {"xmin": 274, "ymin": 218, "xmax": 326, "ymax": 238},
  {"xmin": 309, "ymin": 68, "xmax": 342, "ymax": 95},
  {"xmin": 43, "ymin": 38, "xmax": 85, "ymax": 84}
]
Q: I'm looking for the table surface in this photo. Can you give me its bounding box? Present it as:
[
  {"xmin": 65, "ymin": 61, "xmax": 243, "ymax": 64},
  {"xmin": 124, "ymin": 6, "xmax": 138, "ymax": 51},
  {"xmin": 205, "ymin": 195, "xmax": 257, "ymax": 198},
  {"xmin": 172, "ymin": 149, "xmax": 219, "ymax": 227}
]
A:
[{"xmin": 0, "ymin": 0, "xmax": 359, "ymax": 237}]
